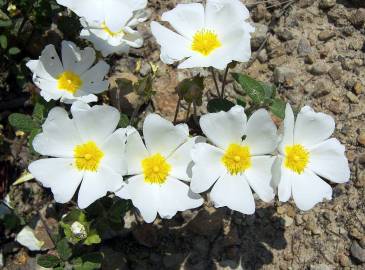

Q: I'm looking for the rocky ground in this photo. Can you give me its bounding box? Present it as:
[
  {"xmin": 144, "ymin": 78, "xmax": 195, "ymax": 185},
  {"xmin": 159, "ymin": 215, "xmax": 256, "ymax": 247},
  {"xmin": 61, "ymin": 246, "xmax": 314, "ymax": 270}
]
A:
[{"xmin": 1, "ymin": 0, "xmax": 365, "ymax": 269}]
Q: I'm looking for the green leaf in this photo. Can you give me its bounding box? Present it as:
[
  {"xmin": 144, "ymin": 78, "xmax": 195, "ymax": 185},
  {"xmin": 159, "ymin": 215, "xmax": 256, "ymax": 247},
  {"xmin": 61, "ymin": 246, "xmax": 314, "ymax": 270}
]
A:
[
  {"xmin": 0, "ymin": 20, "xmax": 11, "ymax": 28},
  {"xmin": 116, "ymin": 78, "xmax": 134, "ymax": 94},
  {"xmin": 8, "ymin": 47, "xmax": 21, "ymax": 55},
  {"xmin": 236, "ymin": 98, "xmax": 246, "ymax": 108},
  {"xmin": 8, "ymin": 113, "xmax": 39, "ymax": 132},
  {"xmin": 118, "ymin": 113, "xmax": 129, "ymax": 128},
  {"xmin": 176, "ymin": 76, "xmax": 204, "ymax": 106},
  {"xmin": 207, "ymin": 98, "xmax": 235, "ymax": 113},
  {"xmin": 0, "ymin": 35, "xmax": 7, "ymax": 49},
  {"xmin": 37, "ymin": 255, "xmax": 61, "ymax": 268},
  {"xmin": 63, "ymin": 209, "xmax": 86, "ymax": 223},
  {"xmin": 32, "ymin": 102, "xmax": 46, "ymax": 123},
  {"xmin": 83, "ymin": 230, "xmax": 101, "ymax": 246},
  {"xmin": 56, "ymin": 239, "xmax": 72, "ymax": 261},
  {"xmin": 269, "ymin": 98, "xmax": 286, "ymax": 119},
  {"xmin": 232, "ymin": 73, "xmax": 275, "ymax": 105},
  {"xmin": 73, "ymin": 252, "xmax": 102, "ymax": 270}
]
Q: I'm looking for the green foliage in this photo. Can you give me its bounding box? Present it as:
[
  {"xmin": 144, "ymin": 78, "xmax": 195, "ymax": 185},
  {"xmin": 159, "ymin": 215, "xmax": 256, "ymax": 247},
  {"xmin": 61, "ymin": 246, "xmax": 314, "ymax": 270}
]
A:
[
  {"xmin": 176, "ymin": 76, "xmax": 204, "ymax": 106},
  {"xmin": 37, "ymin": 254, "xmax": 61, "ymax": 268},
  {"xmin": 232, "ymin": 73, "xmax": 286, "ymax": 119},
  {"xmin": 118, "ymin": 113, "xmax": 130, "ymax": 128},
  {"xmin": 72, "ymin": 252, "xmax": 103, "ymax": 270},
  {"xmin": 207, "ymin": 98, "xmax": 235, "ymax": 113},
  {"xmin": 134, "ymin": 74, "xmax": 155, "ymax": 102},
  {"xmin": 8, "ymin": 113, "xmax": 38, "ymax": 132},
  {"xmin": 56, "ymin": 239, "xmax": 72, "ymax": 261}
]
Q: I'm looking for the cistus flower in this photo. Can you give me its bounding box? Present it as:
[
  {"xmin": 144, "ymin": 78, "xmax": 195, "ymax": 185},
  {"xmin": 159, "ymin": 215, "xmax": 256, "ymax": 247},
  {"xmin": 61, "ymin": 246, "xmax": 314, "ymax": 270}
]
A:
[
  {"xmin": 116, "ymin": 114, "xmax": 203, "ymax": 223},
  {"xmin": 57, "ymin": 0, "xmax": 147, "ymax": 56},
  {"xmin": 26, "ymin": 41, "xmax": 109, "ymax": 103},
  {"xmin": 272, "ymin": 104, "xmax": 350, "ymax": 211},
  {"xmin": 151, "ymin": 0, "xmax": 254, "ymax": 70},
  {"xmin": 190, "ymin": 106, "xmax": 277, "ymax": 214},
  {"xmin": 28, "ymin": 102, "xmax": 126, "ymax": 209}
]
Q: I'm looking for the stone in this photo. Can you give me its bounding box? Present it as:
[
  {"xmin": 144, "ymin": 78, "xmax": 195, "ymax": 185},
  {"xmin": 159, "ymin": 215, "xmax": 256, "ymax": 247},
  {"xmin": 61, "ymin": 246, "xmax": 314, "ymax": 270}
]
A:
[
  {"xmin": 346, "ymin": 91, "xmax": 359, "ymax": 103},
  {"xmin": 309, "ymin": 63, "xmax": 330, "ymax": 75},
  {"xmin": 349, "ymin": 9, "xmax": 365, "ymax": 28},
  {"xmin": 353, "ymin": 81, "xmax": 363, "ymax": 95},
  {"xmin": 328, "ymin": 6, "xmax": 350, "ymax": 27},
  {"xmin": 350, "ymin": 241, "xmax": 365, "ymax": 262},
  {"xmin": 318, "ymin": 30, "xmax": 336, "ymax": 41},
  {"xmin": 276, "ymin": 28, "xmax": 294, "ymax": 41},
  {"xmin": 328, "ymin": 65, "xmax": 342, "ymax": 81},
  {"xmin": 338, "ymin": 253, "xmax": 350, "ymax": 267},
  {"xmin": 252, "ymin": 4, "xmax": 267, "ymax": 22},
  {"xmin": 257, "ymin": 49, "xmax": 268, "ymax": 63},
  {"xmin": 283, "ymin": 215, "xmax": 294, "ymax": 227},
  {"xmin": 310, "ymin": 264, "xmax": 333, "ymax": 270},
  {"xmin": 251, "ymin": 23, "xmax": 268, "ymax": 50},
  {"xmin": 358, "ymin": 132, "xmax": 365, "ymax": 146},
  {"xmin": 298, "ymin": 0, "xmax": 315, "ymax": 8},
  {"xmin": 305, "ymin": 53, "xmax": 316, "ymax": 64},
  {"xmin": 187, "ymin": 207, "xmax": 225, "ymax": 236},
  {"xmin": 311, "ymin": 79, "xmax": 331, "ymax": 97},
  {"xmin": 319, "ymin": 0, "xmax": 336, "ymax": 9},
  {"xmin": 359, "ymin": 153, "xmax": 365, "ymax": 165},
  {"xmin": 349, "ymin": 39, "xmax": 363, "ymax": 50},
  {"xmin": 274, "ymin": 66, "xmax": 296, "ymax": 85},
  {"xmin": 297, "ymin": 38, "xmax": 312, "ymax": 56}
]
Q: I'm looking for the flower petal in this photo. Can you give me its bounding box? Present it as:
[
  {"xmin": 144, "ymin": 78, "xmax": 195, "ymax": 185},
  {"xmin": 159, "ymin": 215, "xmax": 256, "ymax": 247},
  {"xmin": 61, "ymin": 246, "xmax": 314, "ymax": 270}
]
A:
[
  {"xmin": 210, "ymin": 173, "xmax": 255, "ymax": 214},
  {"xmin": 158, "ymin": 177, "xmax": 203, "ymax": 219},
  {"xmin": 244, "ymin": 156, "xmax": 275, "ymax": 202},
  {"xmin": 190, "ymin": 143, "xmax": 225, "ymax": 193},
  {"xmin": 291, "ymin": 169, "xmax": 332, "ymax": 211},
  {"xmin": 278, "ymin": 103, "xmax": 295, "ymax": 153},
  {"xmin": 294, "ymin": 106, "xmax": 335, "ymax": 147},
  {"xmin": 309, "ymin": 138, "xmax": 350, "ymax": 183},
  {"xmin": 56, "ymin": 0, "xmax": 104, "ymax": 22},
  {"xmin": 161, "ymin": 3, "xmax": 204, "ymax": 38},
  {"xmin": 151, "ymin": 22, "xmax": 192, "ymax": 64},
  {"xmin": 61, "ymin": 41, "xmax": 95, "ymax": 75},
  {"xmin": 115, "ymin": 175, "xmax": 158, "ymax": 223},
  {"xmin": 143, "ymin": 113, "xmax": 189, "ymax": 157},
  {"xmin": 200, "ymin": 105, "xmax": 246, "ymax": 149},
  {"xmin": 125, "ymin": 127, "xmax": 149, "ymax": 175},
  {"xmin": 32, "ymin": 107, "xmax": 81, "ymax": 157},
  {"xmin": 244, "ymin": 109, "xmax": 278, "ymax": 155},
  {"xmin": 80, "ymin": 60, "xmax": 110, "ymax": 94},
  {"xmin": 100, "ymin": 128, "xmax": 127, "ymax": 175},
  {"xmin": 277, "ymin": 164, "xmax": 293, "ymax": 203},
  {"xmin": 29, "ymin": 158, "xmax": 82, "ymax": 204},
  {"xmin": 77, "ymin": 166, "xmax": 123, "ymax": 209},
  {"xmin": 104, "ymin": 0, "xmax": 134, "ymax": 32},
  {"xmin": 71, "ymin": 102, "xmax": 120, "ymax": 144},
  {"xmin": 39, "ymin": 44, "xmax": 64, "ymax": 78},
  {"xmin": 168, "ymin": 136, "xmax": 204, "ymax": 181}
]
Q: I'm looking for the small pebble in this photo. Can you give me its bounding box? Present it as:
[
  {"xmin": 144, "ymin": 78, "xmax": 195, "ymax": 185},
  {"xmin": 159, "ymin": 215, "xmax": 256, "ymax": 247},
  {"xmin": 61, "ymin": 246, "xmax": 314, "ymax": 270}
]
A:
[{"xmin": 357, "ymin": 132, "xmax": 365, "ymax": 146}]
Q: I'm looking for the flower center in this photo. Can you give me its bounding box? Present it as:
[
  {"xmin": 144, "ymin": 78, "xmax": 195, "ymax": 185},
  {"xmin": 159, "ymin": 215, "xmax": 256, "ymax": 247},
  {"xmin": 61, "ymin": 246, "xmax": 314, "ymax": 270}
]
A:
[
  {"xmin": 221, "ymin": 144, "xmax": 251, "ymax": 175},
  {"xmin": 141, "ymin": 153, "xmax": 171, "ymax": 184},
  {"xmin": 57, "ymin": 70, "xmax": 82, "ymax": 94},
  {"xmin": 284, "ymin": 144, "xmax": 310, "ymax": 174},
  {"xmin": 101, "ymin": 22, "xmax": 124, "ymax": 37},
  {"xmin": 74, "ymin": 141, "xmax": 104, "ymax": 172},
  {"xmin": 191, "ymin": 29, "xmax": 221, "ymax": 56}
]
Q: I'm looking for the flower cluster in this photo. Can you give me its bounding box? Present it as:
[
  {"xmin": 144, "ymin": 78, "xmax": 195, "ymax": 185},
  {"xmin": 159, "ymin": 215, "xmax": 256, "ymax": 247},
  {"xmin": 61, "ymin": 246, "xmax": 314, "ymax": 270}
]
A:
[{"xmin": 29, "ymin": 104, "xmax": 350, "ymax": 223}]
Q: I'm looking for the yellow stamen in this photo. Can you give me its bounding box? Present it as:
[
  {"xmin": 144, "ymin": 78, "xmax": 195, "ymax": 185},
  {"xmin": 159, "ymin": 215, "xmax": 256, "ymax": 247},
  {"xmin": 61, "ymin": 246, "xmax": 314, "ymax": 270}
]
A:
[
  {"xmin": 101, "ymin": 22, "xmax": 124, "ymax": 37},
  {"xmin": 284, "ymin": 144, "xmax": 310, "ymax": 174},
  {"xmin": 191, "ymin": 29, "xmax": 221, "ymax": 56},
  {"xmin": 142, "ymin": 154, "xmax": 171, "ymax": 184},
  {"xmin": 74, "ymin": 141, "xmax": 104, "ymax": 172},
  {"xmin": 57, "ymin": 71, "xmax": 82, "ymax": 94},
  {"xmin": 221, "ymin": 144, "xmax": 251, "ymax": 175}
]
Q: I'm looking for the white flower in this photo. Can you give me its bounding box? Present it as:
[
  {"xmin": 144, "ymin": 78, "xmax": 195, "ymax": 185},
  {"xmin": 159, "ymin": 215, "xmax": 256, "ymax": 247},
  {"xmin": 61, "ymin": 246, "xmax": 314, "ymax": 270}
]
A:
[
  {"xmin": 28, "ymin": 102, "xmax": 126, "ymax": 209},
  {"xmin": 272, "ymin": 104, "xmax": 350, "ymax": 211},
  {"xmin": 190, "ymin": 106, "xmax": 277, "ymax": 214},
  {"xmin": 80, "ymin": 10, "xmax": 147, "ymax": 57},
  {"xmin": 57, "ymin": 0, "xmax": 147, "ymax": 32},
  {"xmin": 16, "ymin": 226, "xmax": 44, "ymax": 251},
  {"xmin": 116, "ymin": 114, "xmax": 204, "ymax": 223},
  {"xmin": 26, "ymin": 41, "xmax": 109, "ymax": 104},
  {"xmin": 151, "ymin": 0, "xmax": 254, "ymax": 70}
]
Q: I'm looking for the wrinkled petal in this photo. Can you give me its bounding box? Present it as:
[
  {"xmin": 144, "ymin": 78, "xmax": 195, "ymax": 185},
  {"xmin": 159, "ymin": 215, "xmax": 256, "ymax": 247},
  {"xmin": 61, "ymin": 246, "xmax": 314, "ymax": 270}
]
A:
[
  {"xmin": 294, "ymin": 106, "xmax": 335, "ymax": 148},
  {"xmin": 116, "ymin": 175, "xmax": 158, "ymax": 223},
  {"xmin": 244, "ymin": 156, "xmax": 275, "ymax": 202},
  {"xmin": 200, "ymin": 105, "xmax": 246, "ymax": 150},
  {"xmin": 125, "ymin": 127, "xmax": 149, "ymax": 175},
  {"xmin": 29, "ymin": 158, "xmax": 83, "ymax": 204},
  {"xmin": 71, "ymin": 101, "xmax": 120, "ymax": 144},
  {"xmin": 61, "ymin": 41, "xmax": 95, "ymax": 75},
  {"xmin": 168, "ymin": 136, "xmax": 204, "ymax": 181},
  {"xmin": 244, "ymin": 109, "xmax": 278, "ymax": 155},
  {"xmin": 210, "ymin": 173, "xmax": 255, "ymax": 214},
  {"xmin": 291, "ymin": 169, "xmax": 332, "ymax": 211},
  {"xmin": 39, "ymin": 44, "xmax": 64, "ymax": 78},
  {"xmin": 190, "ymin": 143, "xmax": 225, "ymax": 193},
  {"xmin": 309, "ymin": 138, "xmax": 350, "ymax": 183},
  {"xmin": 143, "ymin": 113, "xmax": 189, "ymax": 157},
  {"xmin": 56, "ymin": 0, "xmax": 104, "ymax": 22},
  {"xmin": 78, "ymin": 167, "xmax": 123, "ymax": 208},
  {"xmin": 32, "ymin": 107, "xmax": 81, "ymax": 157}
]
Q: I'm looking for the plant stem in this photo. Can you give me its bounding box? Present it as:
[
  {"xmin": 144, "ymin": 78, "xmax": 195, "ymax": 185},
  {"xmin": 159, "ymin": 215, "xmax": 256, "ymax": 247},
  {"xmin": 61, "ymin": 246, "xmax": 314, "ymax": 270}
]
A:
[
  {"xmin": 173, "ymin": 96, "xmax": 181, "ymax": 124},
  {"xmin": 210, "ymin": 67, "xmax": 221, "ymax": 98},
  {"xmin": 185, "ymin": 102, "xmax": 192, "ymax": 122},
  {"xmin": 221, "ymin": 66, "xmax": 229, "ymax": 99}
]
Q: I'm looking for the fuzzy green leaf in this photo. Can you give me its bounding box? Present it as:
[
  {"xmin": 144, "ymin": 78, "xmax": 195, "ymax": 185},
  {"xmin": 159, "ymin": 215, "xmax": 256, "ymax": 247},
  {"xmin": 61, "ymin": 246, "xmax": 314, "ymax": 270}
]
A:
[
  {"xmin": 0, "ymin": 35, "xmax": 7, "ymax": 49},
  {"xmin": 8, "ymin": 47, "xmax": 21, "ymax": 55},
  {"xmin": 269, "ymin": 98, "xmax": 286, "ymax": 119},
  {"xmin": 37, "ymin": 255, "xmax": 61, "ymax": 268},
  {"xmin": 56, "ymin": 239, "xmax": 72, "ymax": 261},
  {"xmin": 8, "ymin": 113, "xmax": 39, "ymax": 132},
  {"xmin": 83, "ymin": 230, "xmax": 101, "ymax": 246}
]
